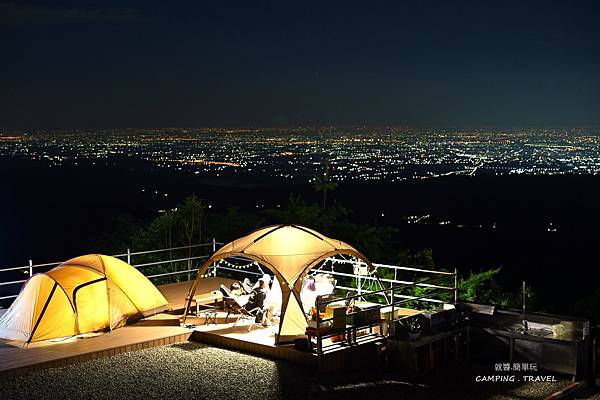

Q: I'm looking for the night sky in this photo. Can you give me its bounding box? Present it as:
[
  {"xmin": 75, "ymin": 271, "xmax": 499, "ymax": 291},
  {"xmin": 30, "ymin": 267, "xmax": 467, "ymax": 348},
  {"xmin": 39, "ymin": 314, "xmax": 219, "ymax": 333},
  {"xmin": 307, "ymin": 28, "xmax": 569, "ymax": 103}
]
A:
[{"xmin": 2, "ymin": 1, "xmax": 599, "ymax": 129}]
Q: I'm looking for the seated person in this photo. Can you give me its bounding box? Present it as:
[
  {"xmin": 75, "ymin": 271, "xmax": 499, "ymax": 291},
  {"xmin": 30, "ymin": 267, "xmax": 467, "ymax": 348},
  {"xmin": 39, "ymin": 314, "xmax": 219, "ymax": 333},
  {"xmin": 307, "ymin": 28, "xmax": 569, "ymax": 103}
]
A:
[
  {"xmin": 229, "ymin": 282, "xmax": 244, "ymax": 297},
  {"xmin": 300, "ymin": 275, "xmax": 318, "ymax": 314},
  {"xmin": 314, "ymin": 273, "xmax": 335, "ymax": 295},
  {"xmin": 220, "ymin": 282, "xmax": 249, "ymax": 306},
  {"xmin": 262, "ymin": 278, "xmax": 281, "ymax": 327},
  {"xmin": 245, "ymin": 278, "xmax": 269, "ymax": 323},
  {"xmin": 252, "ymin": 274, "xmax": 272, "ymax": 290}
]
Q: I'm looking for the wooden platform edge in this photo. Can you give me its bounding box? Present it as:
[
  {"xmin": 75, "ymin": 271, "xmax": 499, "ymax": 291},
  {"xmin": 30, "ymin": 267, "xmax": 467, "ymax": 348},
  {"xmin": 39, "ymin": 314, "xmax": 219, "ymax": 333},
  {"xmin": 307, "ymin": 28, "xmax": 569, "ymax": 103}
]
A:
[
  {"xmin": 189, "ymin": 330, "xmax": 317, "ymax": 368},
  {"xmin": 189, "ymin": 330, "xmax": 387, "ymax": 373},
  {"xmin": 0, "ymin": 331, "xmax": 192, "ymax": 378}
]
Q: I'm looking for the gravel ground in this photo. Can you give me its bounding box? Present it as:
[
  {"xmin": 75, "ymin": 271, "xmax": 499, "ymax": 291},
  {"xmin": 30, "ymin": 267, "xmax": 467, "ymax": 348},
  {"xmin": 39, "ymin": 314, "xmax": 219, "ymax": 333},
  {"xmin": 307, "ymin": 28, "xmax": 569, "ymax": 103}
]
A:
[{"xmin": 0, "ymin": 342, "xmax": 598, "ymax": 400}]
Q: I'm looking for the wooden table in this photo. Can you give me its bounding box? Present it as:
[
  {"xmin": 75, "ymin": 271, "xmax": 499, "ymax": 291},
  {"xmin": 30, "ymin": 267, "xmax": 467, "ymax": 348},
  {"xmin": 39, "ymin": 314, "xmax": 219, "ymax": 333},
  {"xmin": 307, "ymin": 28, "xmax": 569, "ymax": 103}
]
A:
[{"xmin": 186, "ymin": 291, "xmax": 223, "ymax": 317}]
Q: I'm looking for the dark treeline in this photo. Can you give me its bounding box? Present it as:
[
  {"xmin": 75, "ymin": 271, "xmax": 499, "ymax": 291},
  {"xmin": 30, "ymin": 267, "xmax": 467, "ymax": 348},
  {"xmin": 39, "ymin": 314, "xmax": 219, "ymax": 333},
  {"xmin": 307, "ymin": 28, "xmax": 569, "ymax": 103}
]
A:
[{"xmin": 91, "ymin": 192, "xmax": 599, "ymax": 325}]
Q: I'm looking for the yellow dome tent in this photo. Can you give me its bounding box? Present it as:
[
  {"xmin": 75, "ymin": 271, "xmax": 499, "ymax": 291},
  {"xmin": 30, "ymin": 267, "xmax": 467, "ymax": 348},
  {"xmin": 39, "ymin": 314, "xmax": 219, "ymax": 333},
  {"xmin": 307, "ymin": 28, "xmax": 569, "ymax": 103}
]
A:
[
  {"xmin": 183, "ymin": 224, "xmax": 373, "ymax": 344},
  {"xmin": 0, "ymin": 254, "xmax": 170, "ymax": 343}
]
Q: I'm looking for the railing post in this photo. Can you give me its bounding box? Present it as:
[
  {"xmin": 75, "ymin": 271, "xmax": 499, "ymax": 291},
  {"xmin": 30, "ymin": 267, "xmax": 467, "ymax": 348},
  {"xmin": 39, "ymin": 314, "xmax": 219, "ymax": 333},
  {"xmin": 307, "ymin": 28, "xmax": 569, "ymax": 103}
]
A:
[
  {"xmin": 127, "ymin": 248, "xmax": 131, "ymax": 265},
  {"xmin": 316, "ymin": 296, "xmax": 322, "ymax": 356},
  {"xmin": 212, "ymin": 238, "xmax": 217, "ymax": 276},
  {"xmin": 29, "ymin": 259, "xmax": 33, "ymax": 277},
  {"xmin": 454, "ymin": 268, "xmax": 458, "ymax": 303},
  {"xmin": 187, "ymin": 258, "xmax": 192, "ymax": 282},
  {"xmin": 390, "ymin": 285, "xmax": 395, "ymax": 336}
]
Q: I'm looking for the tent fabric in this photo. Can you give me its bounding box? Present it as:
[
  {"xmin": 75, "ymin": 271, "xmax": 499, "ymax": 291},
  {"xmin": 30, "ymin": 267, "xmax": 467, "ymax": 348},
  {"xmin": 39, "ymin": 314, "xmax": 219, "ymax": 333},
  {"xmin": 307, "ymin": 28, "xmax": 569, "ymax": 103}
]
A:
[
  {"xmin": 0, "ymin": 254, "xmax": 170, "ymax": 343},
  {"xmin": 184, "ymin": 224, "xmax": 372, "ymax": 344}
]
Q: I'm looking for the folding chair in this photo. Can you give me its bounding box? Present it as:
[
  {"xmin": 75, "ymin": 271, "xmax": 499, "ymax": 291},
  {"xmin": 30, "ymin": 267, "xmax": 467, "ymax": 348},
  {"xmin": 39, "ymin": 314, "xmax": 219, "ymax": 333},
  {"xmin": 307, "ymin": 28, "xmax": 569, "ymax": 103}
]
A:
[
  {"xmin": 223, "ymin": 297, "xmax": 264, "ymax": 331},
  {"xmin": 221, "ymin": 286, "xmax": 264, "ymax": 331}
]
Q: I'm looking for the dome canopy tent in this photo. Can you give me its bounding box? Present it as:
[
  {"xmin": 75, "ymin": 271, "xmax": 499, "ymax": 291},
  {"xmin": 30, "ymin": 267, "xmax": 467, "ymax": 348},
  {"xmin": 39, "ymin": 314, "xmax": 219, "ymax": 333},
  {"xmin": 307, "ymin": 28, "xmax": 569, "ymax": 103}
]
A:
[
  {"xmin": 183, "ymin": 224, "xmax": 374, "ymax": 344},
  {"xmin": 0, "ymin": 254, "xmax": 170, "ymax": 343}
]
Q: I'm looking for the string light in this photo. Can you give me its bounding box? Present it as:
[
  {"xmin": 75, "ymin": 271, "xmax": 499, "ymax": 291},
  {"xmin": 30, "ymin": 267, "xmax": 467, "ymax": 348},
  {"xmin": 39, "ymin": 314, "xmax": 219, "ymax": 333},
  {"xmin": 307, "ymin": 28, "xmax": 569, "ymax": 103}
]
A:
[{"xmin": 217, "ymin": 259, "xmax": 260, "ymax": 270}]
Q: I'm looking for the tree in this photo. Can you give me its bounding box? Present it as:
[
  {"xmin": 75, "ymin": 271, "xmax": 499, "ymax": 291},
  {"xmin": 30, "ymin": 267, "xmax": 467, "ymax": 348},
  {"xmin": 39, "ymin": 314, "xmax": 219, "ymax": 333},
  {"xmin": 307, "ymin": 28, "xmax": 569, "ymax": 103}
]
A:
[
  {"xmin": 85, "ymin": 213, "xmax": 141, "ymax": 254},
  {"xmin": 205, "ymin": 205, "xmax": 265, "ymax": 243},
  {"xmin": 178, "ymin": 194, "xmax": 205, "ymax": 258},
  {"xmin": 313, "ymin": 166, "xmax": 338, "ymax": 208},
  {"xmin": 351, "ymin": 225, "xmax": 397, "ymax": 262},
  {"xmin": 123, "ymin": 195, "xmax": 205, "ymax": 284},
  {"xmin": 262, "ymin": 193, "xmax": 349, "ymax": 232}
]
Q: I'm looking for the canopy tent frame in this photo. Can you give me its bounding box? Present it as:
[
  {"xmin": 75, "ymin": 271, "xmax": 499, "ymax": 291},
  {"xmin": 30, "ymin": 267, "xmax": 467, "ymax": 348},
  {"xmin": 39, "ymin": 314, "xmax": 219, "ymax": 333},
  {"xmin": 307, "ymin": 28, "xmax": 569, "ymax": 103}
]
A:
[{"xmin": 182, "ymin": 224, "xmax": 375, "ymax": 345}]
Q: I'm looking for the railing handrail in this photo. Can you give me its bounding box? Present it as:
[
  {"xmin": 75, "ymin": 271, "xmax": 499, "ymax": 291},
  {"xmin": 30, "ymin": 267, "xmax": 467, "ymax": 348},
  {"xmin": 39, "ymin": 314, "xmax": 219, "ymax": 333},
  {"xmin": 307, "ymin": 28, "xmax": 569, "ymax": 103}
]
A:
[
  {"xmin": 133, "ymin": 255, "xmax": 209, "ymax": 268},
  {"xmin": 316, "ymin": 274, "xmax": 453, "ymax": 307},
  {"xmin": 127, "ymin": 243, "xmax": 220, "ymax": 257},
  {"xmin": 324, "ymin": 269, "xmax": 455, "ymax": 291},
  {"xmin": 390, "ymin": 289, "xmax": 446, "ymax": 307},
  {"xmin": 0, "ymin": 241, "xmax": 225, "ymax": 301},
  {"xmin": 0, "ymin": 279, "xmax": 28, "ymax": 287},
  {"xmin": 328, "ymin": 258, "xmax": 455, "ymax": 275},
  {"xmin": 0, "ymin": 242, "xmax": 225, "ymax": 274},
  {"xmin": 334, "ymin": 285, "xmax": 447, "ymax": 305}
]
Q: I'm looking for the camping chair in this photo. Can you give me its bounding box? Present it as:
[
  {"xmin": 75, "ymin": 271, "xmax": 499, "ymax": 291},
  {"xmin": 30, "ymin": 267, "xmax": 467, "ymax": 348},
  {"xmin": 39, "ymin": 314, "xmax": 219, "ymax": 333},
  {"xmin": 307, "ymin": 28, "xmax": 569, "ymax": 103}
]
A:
[
  {"xmin": 223, "ymin": 297, "xmax": 264, "ymax": 331},
  {"xmin": 220, "ymin": 285, "xmax": 264, "ymax": 331}
]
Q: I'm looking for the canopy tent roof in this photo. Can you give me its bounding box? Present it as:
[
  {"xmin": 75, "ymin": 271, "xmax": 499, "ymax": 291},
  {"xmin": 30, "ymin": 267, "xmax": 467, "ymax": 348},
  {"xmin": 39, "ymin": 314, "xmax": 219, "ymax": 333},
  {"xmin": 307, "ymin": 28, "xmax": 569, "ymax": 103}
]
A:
[
  {"xmin": 184, "ymin": 224, "xmax": 373, "ymax": 344},
  {"xmin": 0, "ymin": 254, "xmax": 170, "ymax": 343}
]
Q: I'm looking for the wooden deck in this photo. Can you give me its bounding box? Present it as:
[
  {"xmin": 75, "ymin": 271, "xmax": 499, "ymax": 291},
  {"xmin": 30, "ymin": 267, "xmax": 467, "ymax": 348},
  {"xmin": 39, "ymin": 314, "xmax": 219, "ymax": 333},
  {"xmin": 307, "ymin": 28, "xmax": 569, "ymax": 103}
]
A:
[
  {"xmin": 0, "ymin": 277, "xmax": 389, "ymax": 376},
  {"xmin": 0, "ymin": 322, "xmax": 191, "ymax": 377}
]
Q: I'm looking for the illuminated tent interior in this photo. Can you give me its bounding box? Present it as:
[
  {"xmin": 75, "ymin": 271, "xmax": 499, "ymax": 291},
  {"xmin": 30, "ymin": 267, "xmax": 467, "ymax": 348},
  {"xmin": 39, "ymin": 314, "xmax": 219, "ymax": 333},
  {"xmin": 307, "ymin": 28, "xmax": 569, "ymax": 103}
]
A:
[
  {"xmin": 184, "ymin": 224, "xmax": 373, "ymax": 344},
  {"xmin": 0, "ymin": 254, "xmax": 170, "ymax": 343}
]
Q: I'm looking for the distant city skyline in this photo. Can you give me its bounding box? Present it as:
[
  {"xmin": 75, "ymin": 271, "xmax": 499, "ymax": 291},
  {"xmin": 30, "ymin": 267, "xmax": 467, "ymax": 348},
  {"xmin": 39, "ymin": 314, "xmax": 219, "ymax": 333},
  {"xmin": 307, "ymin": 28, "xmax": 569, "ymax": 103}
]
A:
[
  {"xmin": 3, "ymin": 127, "xmax": 600, "ymax": 181},
  {"xmin": 2, "ymin": 1, "xmax": 599, "ymax": 129}
]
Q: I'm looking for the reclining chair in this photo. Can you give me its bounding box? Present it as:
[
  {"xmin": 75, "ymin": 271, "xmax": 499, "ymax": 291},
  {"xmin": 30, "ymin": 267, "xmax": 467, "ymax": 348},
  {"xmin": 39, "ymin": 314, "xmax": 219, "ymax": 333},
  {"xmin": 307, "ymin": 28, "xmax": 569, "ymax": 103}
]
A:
[{"xmin": 220, "ymin": 284, "xmax": 263, "ymax": 331}]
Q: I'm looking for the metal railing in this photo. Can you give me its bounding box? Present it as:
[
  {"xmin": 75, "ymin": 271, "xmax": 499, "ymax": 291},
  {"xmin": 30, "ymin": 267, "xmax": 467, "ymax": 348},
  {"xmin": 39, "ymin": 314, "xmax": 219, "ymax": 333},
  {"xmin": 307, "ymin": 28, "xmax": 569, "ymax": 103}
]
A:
[
  {"xmin": 310, "ymin": 260, "xmax": 458, "ymax": 355},
  {"xmin": 0, "ymin": 239, "xmax": 224, "ymax": 302},
  {"xmin": 321, "ymin": 257, "xmax": 458, "ymax": 304}
]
